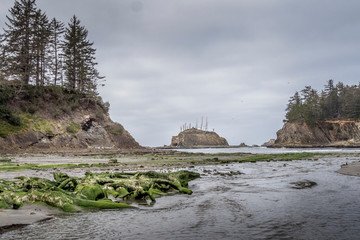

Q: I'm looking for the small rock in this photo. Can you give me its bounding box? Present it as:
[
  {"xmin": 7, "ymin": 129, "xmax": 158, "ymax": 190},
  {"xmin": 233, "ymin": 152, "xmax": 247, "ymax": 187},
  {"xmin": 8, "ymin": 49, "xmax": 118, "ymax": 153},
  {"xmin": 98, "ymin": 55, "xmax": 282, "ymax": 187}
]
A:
[{"xmin": 290, "ymin": 180, "xmax": 317, "ymax": 189}]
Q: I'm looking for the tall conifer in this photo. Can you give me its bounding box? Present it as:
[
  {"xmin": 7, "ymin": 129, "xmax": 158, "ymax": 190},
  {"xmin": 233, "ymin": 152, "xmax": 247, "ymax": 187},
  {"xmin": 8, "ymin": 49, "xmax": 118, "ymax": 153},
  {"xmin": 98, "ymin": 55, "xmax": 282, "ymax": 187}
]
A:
[
  {"xmin": 49, "ymin": 18, "xmax": 65, "ymax": 86},
  {"xmin": 2, "ymin": 0, "xmax": 38, "ymax": 84},
  {"xmin": 63, "ymin": 15, "xmax": 103, "ymax": 95},
  {"xmin": 32, "ymin": 8, "xmax": 50, "ymax": 86}
]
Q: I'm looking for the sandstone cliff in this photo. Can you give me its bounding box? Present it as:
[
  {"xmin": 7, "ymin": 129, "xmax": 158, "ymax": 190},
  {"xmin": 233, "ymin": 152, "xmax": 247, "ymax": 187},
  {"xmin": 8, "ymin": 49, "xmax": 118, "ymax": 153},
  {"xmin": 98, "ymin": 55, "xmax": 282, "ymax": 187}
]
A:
[
  {"xmin": 170, "ymin": 128, "xmax": 229, "ymax": 148},
  {"xmin": 0, "ymin": 85, "xmax": 141, "ymax": 152},
  {"xmin": 274, "ymin": 120, "xmax": 360, "ymax": 147}
]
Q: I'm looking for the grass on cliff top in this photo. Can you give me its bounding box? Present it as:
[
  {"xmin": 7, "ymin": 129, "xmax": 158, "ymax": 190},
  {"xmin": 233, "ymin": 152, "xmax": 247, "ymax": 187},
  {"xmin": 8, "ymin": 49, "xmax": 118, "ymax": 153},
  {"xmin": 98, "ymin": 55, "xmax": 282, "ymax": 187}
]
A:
[
  {"xmin": 0, "ymin": 112, "xmax": 84, "ymax": 138},
  {"xmin": 0, "ymin": 113, "xmax": 58, "ymax": 138},
  {"xmin": 0, "ymin": 83, "xmax": 109, "ymax": 138}
]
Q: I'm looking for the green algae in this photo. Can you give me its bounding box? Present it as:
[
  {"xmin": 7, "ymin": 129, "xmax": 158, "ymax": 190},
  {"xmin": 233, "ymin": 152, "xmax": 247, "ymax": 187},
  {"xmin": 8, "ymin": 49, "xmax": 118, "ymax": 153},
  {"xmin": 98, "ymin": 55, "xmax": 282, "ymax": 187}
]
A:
[
  {"xmin": 0, "ymin": 170, "xmax": 200, "ymax": 212},
  {"xmin": 75, "ymin": 184, "xmax": 105, "ymax": 201}
]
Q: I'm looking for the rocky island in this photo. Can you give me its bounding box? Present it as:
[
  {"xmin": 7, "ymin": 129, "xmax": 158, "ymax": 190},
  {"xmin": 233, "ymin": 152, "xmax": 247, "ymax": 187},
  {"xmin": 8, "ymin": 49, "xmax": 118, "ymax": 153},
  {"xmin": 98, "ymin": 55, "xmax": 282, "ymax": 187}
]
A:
[{"xmin": 170, "ymin": 128, "xmax": 229, "ymax": 148}]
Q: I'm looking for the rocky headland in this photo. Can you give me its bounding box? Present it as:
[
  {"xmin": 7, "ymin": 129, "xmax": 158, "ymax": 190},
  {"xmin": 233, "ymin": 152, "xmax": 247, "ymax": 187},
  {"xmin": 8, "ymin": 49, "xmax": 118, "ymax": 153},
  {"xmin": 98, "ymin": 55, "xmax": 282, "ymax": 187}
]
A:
[
  {"xmin": 0, "ymin": 84, "xmax": 141, "ymax": 153},
  {"xmin": 273, "ymin": 120, "xmax": 360, "ymax": 147},
  {"xmin": 170, "ymin": 128, "xmax": 229, "ymax": 148}
]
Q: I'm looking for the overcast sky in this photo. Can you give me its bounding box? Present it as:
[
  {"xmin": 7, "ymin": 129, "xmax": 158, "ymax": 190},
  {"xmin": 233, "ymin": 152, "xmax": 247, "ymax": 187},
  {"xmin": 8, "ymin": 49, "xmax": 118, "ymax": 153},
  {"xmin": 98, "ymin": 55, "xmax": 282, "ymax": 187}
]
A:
[{"xmin": 1, "ymin": 0, "xmax": 360, "ymax": 147}]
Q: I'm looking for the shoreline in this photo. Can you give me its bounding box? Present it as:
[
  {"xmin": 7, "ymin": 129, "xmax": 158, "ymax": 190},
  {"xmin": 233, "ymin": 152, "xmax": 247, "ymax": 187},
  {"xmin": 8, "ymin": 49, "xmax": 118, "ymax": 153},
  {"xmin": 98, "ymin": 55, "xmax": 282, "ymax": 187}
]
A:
[{"xmin": 159, "ymin": 145, "xmax": 360, "ymax": 149}]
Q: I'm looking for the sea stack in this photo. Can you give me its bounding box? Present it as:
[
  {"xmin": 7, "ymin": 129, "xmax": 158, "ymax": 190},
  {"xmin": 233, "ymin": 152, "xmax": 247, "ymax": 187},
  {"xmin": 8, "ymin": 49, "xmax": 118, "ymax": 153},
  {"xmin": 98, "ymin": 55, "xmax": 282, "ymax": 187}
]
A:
[{"xmin": 170, "ymin": 128, "xmax": 229, "ymax": 148}]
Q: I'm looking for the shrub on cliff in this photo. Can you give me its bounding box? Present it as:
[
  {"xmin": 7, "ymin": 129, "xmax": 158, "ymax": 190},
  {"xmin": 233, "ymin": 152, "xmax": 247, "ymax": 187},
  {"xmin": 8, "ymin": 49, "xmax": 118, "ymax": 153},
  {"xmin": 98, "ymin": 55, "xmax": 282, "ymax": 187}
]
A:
[{"xmin": 0, "ymin": 83, "xmax": 109, "ymax": 138}]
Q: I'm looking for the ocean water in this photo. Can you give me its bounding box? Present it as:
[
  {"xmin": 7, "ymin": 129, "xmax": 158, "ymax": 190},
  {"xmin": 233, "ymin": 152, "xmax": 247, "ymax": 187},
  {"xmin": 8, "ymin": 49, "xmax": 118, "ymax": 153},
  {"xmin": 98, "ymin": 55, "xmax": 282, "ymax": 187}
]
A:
[
  {"xmin": 1, "ymin": 152, "xmax": 360, "ymax": 239},
  {"xmin": 174, "ymin": 146, "xmax": 360, "ymax": 154}
]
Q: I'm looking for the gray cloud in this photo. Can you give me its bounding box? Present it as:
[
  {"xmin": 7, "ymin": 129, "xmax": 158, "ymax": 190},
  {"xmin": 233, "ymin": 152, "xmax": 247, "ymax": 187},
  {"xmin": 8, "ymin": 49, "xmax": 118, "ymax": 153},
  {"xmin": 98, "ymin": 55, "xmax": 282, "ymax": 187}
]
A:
[{"xmin": 1, "ymin": 0, "xmax": 360, "ymax": 146}]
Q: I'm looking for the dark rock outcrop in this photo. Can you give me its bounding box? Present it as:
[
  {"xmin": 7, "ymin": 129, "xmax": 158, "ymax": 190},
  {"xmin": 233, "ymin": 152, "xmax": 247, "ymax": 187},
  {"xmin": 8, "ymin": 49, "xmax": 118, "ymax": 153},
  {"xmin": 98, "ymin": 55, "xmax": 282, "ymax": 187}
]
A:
[
  {"xmin": 170, "ymin": 128, "xmax": 229, "ymax": 148},
  {"xmin": 262, "ymin": 139, "xmax": 275, "ymax": 147},
  {"xmin": 274, "ymin": 120, "xmax": 360, "ymax": 147}
]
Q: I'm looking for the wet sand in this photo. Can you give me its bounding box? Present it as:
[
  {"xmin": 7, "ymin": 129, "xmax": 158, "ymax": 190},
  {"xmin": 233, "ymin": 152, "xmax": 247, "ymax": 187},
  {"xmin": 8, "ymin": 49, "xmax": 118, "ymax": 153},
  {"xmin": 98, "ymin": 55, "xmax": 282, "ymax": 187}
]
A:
[
  {"xmin": 0, "ymin": 154, "xmax": 167, "ymax": 181},
  {"xmin": 0, "ymin": 204, "xmax": 61, "ymax": 233},
  {"xmin": 336, "ymin": 161, "xmax": 360, "ymax": 177}
]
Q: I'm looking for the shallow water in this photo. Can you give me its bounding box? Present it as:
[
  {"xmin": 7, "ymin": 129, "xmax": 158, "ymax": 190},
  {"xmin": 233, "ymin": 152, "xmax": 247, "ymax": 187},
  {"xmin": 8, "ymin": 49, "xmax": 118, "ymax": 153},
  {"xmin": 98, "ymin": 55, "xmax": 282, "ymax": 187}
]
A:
[
  {"xmin": 176, "ymin": 146, "xmax": 360, "ymax": 154},
  {"xmin": 2, "ymin": 157, "xmax": 360, "ymax": 240}
]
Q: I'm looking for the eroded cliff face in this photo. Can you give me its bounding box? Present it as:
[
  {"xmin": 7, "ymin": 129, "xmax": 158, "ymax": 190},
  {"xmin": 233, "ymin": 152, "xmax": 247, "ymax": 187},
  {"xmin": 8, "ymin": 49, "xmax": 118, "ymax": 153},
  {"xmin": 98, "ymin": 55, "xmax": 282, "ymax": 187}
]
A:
[
  {"xmin": 274, "ymin": 120, "xmax": 360, "ymax": 147},
  {"xmin": 0, "ymin": 100, "xmax": 141, "ymax": 152},
  {"xmin": 170, "ymin": 128, "xmax": 229, "ymax": 148}
]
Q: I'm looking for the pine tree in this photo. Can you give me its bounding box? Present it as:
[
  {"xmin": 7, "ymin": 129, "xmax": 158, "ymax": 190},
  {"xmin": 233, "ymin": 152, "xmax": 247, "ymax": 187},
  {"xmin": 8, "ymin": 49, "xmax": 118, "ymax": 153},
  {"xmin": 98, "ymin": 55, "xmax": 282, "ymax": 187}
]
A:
[
  {"xmin": 285, "ymin": 91, "xmax": 302, "ymax": 122},
  {"xmin": 63, "ymin": 15, "xmax": 104, "ymax": 95},
  {"xmin": 0, "ymin": 40, "xmax": 8, "ymax": 80},
  {"xmin": 32, "ymin": 8, "xmax": 50, "ymax": 86},
  {"xmin": 285, "ymin": 80, "xmax": 360, "ymax": 124},
  {"xmin": 49, "ymin": 18, "xmax": 65, "ymax": 86},
  {"xmin": 2, "ymin": 0, "xmax": 38, "ymax": 84}
]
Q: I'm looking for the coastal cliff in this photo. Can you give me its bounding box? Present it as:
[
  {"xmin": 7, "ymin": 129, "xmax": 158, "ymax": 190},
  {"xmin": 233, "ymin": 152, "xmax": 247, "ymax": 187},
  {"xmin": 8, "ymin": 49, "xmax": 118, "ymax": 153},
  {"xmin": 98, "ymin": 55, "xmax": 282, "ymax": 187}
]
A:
[
  {"xmin": 273, "ymin": 120, "xmax": 360, "ymax": 147},
  {"xmin": 170, "ymin": 128, "xmax": 229, "ymax": 148},
  {"xmin": 0, "ymin": 84, "xmax": 141, "ymax": 152}
]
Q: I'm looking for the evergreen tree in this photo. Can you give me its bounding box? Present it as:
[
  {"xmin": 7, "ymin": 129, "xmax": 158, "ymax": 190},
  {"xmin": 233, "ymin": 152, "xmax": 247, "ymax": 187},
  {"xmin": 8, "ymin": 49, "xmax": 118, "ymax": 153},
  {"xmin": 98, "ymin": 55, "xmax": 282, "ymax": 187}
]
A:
[
  {"xmin": 32, "ymin": 8, "xmax": 51, "ymax": 86},
  {"xmin": 0, "ymin": 40, "xmax": 8, "ymax": 80},
  {"xmin": 300, "ymin": 85, "xmax": 313, "ymax": 102},
  {"xmin": 302, "ymin": 88, "xmax": 320, "ymax": 127},
  {"xmin": 285, "ymin": 91, "xmax": 302, "ymax": 122},
  {"xmin": 1, "ymin": 1, "xmax": 105, "ymax": 97},
  {"xmin": 323, "ymin": 79, "xmax": 339, "ymax": 118},
  {"xmin": 285, "ymin": 80, "xmax": 360, "ymax": 124},
  {"xmin": 49, "ymin": 18, "xmax": 65, "ymax": 86},
  {"xmin": 63, "ymin": 15, "xmax": 103, "ymax": 95},
  {"xmin": 2, "ymin": 0, "xmax": 38, "ymax": 84}
]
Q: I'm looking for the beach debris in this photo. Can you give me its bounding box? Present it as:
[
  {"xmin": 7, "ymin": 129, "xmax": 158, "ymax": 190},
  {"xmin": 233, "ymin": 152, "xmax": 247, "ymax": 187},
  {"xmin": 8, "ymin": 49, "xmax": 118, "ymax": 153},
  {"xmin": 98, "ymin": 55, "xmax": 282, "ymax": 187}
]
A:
[
  {"xmin": 0, "ymin": 170, "xmax": 200, "ymax": 212},
  {"xmin": 290, "ymin": 180, "xmax": 317, "ymax": 189}
]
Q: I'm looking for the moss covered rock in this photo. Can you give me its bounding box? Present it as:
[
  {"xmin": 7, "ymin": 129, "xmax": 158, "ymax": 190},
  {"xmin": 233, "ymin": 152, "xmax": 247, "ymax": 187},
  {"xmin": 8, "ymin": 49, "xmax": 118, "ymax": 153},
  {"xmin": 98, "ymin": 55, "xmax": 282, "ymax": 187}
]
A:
[{"xmin": 0, "ymin": 170, "xmax": 200, "ymax": 212}]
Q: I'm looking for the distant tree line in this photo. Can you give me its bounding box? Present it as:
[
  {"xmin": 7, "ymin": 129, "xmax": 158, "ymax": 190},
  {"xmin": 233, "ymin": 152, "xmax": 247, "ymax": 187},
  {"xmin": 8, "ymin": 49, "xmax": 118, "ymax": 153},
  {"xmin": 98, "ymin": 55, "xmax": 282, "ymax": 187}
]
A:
[
  {"xmin": 285, "ymin": 79, "xmax": 360, "ymax": 126},
  {"xmin": 0, "ymin": 0, "xmax": 104, "ymax": 96}
]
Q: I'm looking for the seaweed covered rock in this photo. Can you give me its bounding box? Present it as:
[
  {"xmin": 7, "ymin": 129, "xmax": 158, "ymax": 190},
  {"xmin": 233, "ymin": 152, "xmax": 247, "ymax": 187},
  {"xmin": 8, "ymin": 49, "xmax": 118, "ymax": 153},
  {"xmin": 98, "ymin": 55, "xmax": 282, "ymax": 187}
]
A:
[{"xmin": 0, "ymin": 170, "xmax": 200, "ymax": 212}]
